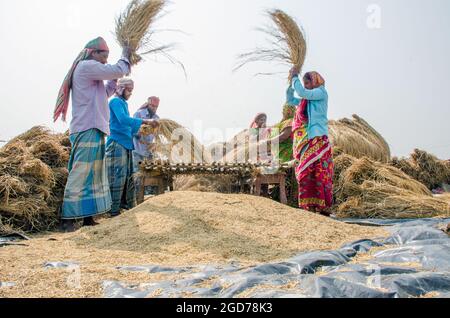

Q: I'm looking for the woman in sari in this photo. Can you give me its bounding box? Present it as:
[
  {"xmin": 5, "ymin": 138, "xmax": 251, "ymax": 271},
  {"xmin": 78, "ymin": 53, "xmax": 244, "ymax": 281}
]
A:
[{"xmin": 289, "ymin": 68, "xmax": 334, "ymax": 216}]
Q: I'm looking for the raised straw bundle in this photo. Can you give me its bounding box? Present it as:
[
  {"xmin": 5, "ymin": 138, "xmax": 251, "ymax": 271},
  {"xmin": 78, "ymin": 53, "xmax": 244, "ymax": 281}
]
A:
[
  {"xmin": 235, "ymin": 9, "xmax": 307, "ymax": 75},
  {"xmin": 0, "ymin": 127, "xmax": 70, "ymax": 234},
  {"xmin": 329, "ymin": 115, "xmax": 391, "ymax": 163},
  {"xmin": 139, "ymin": 119, "xmax": 211, "ymax": 164},
  {"xmin": 115, "ymin": 0, "xmax": 184, "ymax": 71},
  {"xmin": 334, "ymin": 155, "xmax": 450, "ymax": 219}
]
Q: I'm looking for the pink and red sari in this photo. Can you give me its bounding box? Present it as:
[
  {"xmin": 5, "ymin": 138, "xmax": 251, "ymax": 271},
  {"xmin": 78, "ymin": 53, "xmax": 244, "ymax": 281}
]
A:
[{"xmin": 293, "ymin": 99, "xmax": 334, "ymax": 212}]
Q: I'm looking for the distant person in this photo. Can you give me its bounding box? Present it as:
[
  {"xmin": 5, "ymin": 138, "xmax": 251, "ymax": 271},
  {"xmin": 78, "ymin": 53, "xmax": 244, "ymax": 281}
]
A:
[
  {"xmin": 132, "ymin": 96, "xmax": 161, "ymax": 197},
  {"xmin": 289, "ymin": 68, "xmax": 334, "ymax": 216},
  {"xmin": 106, "ymin": 79, "xmax": 157, "ymax": 217},
  {"xmin": 54, "ymin": 37, "xmax": 131, "ymax": 232}
]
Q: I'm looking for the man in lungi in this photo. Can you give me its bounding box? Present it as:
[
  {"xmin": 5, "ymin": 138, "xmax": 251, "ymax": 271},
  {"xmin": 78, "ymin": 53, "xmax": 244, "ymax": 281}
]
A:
[
  {"xmin": 54, "ymin": 37, "xmax": 131, "ymax": 232},
  {"xmin": 132, "ymin": 96, "xmax": 161, "ymax": 198},
  {"xmin": 106, "ymin": 79, "xmax": 158, "ymax": 217}
]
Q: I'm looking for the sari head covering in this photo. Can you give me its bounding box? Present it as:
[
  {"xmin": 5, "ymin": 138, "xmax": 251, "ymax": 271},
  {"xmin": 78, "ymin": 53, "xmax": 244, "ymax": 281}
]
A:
[
  {"xmin": 54, "ymin": 37, "xmax": 110, "ymax": 122},
  {"xmin": 303, "ymin": 71, "xmax": 325, "ymax": 89},
  {"xmin": 250, "ymin": 113, "xmax": 267, "ymax": 129},
  {"xmin": 116, "ymin": 78, "xmax": 134, "ymax": 96}
]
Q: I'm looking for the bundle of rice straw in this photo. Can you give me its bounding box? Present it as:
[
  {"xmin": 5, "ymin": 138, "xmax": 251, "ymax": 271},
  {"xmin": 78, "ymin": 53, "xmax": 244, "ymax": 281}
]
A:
[
  {"xmin": 115, "ymin": 0, "xmax": 180, "ymax": 67},
  {"xmin": 0, "ymin": 127, "xmax": 70, "ymax": 234},
  {"xmin": 329, "ymin": 115, "xmax": 391, "ymax": 163},
  {"xmin": 173, "ymin": 175, "xmax": 235, "ymax": 193},
  {"xmin": 391, "ymin": 149, "xmax": 450, "ymax": 190},
  {"xmin": 334, "ymin": 155, "xmax": 450, "ymax": 219},
  {"xmin": 139, "ymin": 119, "xmax": 211, "ymax": 164},
  {"xmin": 235, "ymin": 9, "xmax": 307, "ymax": 75}
]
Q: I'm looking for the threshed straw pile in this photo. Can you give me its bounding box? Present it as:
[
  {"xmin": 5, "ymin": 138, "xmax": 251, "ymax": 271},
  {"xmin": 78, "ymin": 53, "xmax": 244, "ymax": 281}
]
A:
[
  {"xmin": 329, "ymin": 115, "xmax": 391, "ymax": 163},
  {"xmin": 115, "ymin": 0, "xmax": 182, "ymax": 68},
  {"xmin": 235, "ymin": 9, "xmax": 307, "ymax": 75},
  {"xmin": 140, "ymin": 119, "xmax": 211, "ymax": 164},
  {"xmin": 173, "ymin": 175, "xmax": 234, "ymax": 193},
  {"xmin": 391, "ymin": 149, "xmax": 450, "ymax": 190},
  {"xmin": 334, "ymin": 154, "xmax": 450, "ymax": 219},
  {"xmin": 0, "ymin": 127, "xmax": 70, "ymax": 235}
]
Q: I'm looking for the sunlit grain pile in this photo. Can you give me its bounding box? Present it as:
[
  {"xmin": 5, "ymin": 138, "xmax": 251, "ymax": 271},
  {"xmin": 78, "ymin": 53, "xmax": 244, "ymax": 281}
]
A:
[
  {"xmin": 329, "ymin": 115, "xmax": 391, "ymax": 163},
  {"xmin": 334, "ymin": 154, "xmax": 450, "ymax": 219},
  {"xmin": 139, "ymin": 119, "xmax": 211, "ymax": 163},
  {"xmin": 73, "ymin": 191, "xmax": 387, "ymax": 263},
  {"xmin": 391, "ymin": 149, "xmax": 450, "ymax": 190},
  {"xmin": 235, "ymin": 9, "xmax": 307, "ymax": 74},
  {"xmin": 0, "ymin": 127, "xmax": 70, "ymax": 234}
]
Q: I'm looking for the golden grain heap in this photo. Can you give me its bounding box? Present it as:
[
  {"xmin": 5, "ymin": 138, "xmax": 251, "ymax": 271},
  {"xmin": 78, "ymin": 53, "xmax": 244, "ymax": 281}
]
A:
[
  {"xmin": 0, "ymin": 127, "xmax": 70, "ymax": 234},
  {"xmin": 235, "ymin": 9, "xmax": 307, "ymax": 74}
]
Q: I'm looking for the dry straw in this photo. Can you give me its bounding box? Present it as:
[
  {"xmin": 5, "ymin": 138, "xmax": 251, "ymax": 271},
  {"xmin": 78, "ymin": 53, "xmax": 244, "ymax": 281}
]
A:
[
  {"xmin": 235, "ymin": 9, "xmax": 307, "ymax": 75},
  {"xmin": 0, "ymin": 127, "xmax": 70, "ymax": 234},
  {"xmin": 334, "ymin": 154, "xmax": 450, "ymax": 219},
  {"xmin": 391, "ymin": 149, "xmax": 450, "ymax": 190},
  {"xmin": 329, "ymin": 115, "xmax": 391, "ymax": 163},
  {"xmin": 115, "ymin": 0, "xmax": 184, "ymax": 73},
  {"xmin": 139, "ymin": 119, "xmax": 211, "ymax": 164}
]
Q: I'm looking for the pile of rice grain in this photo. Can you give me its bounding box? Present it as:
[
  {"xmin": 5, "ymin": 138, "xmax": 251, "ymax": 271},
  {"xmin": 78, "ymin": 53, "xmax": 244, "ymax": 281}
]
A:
[{"xmin": 73, "ymin": 191, "xmax": 387, "ymax": 264}]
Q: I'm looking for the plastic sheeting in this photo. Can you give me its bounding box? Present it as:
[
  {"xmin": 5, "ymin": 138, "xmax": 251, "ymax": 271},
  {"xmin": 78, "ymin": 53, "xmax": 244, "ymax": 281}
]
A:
[{"xmin": 100, "ymin": 218, "xmax": 450, "ymax": 298}]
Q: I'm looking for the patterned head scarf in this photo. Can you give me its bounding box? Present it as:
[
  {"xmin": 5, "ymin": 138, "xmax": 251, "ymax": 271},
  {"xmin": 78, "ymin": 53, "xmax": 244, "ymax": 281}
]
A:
[
  {"xmin": 303, "ymin": 71, "xmax": 325, "ymax": 89},
  {"xmin": 116, "ymin": 78, "xmax": 134, "ymax": 96},
  {"xmin": 54, "ymin": 37, "xmax": 110, "ymax": 122},
  {"xmin": 250, "ymin": 113, "xmax": 267, "ymax": 129}
]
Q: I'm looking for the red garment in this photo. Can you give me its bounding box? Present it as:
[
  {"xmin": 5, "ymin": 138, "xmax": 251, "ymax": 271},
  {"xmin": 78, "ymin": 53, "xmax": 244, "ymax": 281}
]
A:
[
  {"xmin": 292, "ymin": 80, "xmax": 334, "ymax": 212},
  {"xmin": 296, "ymin": 136, "xmax": 334, "ymax": 211}
]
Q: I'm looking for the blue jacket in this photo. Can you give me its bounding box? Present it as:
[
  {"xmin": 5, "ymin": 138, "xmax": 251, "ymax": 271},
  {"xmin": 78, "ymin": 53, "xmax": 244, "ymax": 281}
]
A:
[
  {"xmin": 107, "ymin": 97, "xmax": 143, "ymax": 150},
  {"xmin": 287, "ymin": 76, "xmax": 329, "ymax": 139}
]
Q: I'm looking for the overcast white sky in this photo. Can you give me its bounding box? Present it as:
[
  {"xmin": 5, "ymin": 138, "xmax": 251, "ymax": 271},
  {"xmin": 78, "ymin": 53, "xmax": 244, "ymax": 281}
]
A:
[{"xmin": 0, "ymin": 0, "xmax": 449, "ymax": 159}]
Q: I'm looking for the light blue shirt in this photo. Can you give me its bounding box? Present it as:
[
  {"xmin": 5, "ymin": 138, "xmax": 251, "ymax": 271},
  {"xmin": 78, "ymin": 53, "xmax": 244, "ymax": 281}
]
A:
[
  {"xmin": 133, "ymin": 108, "xmax": 160, "ymax": 157},
  {"xmin": 287, "ymin": 76, "xmax": 329, "ymax": 139}
]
